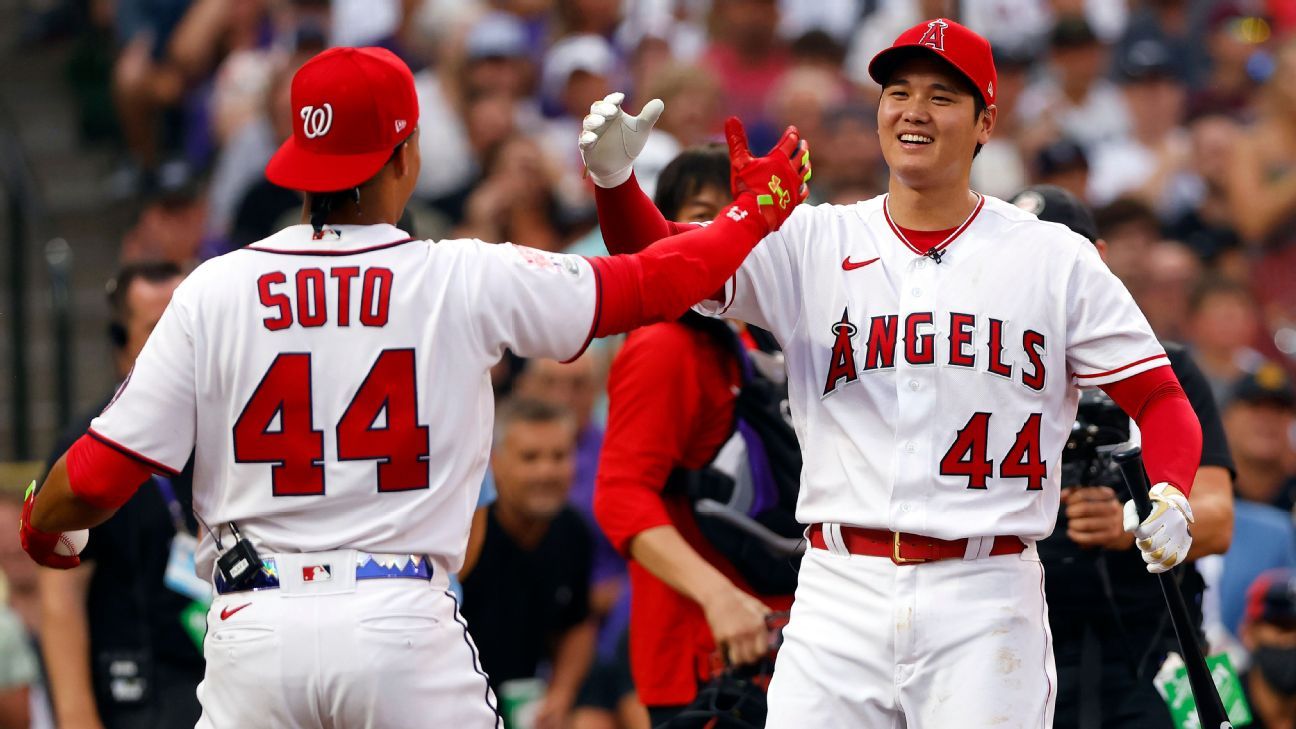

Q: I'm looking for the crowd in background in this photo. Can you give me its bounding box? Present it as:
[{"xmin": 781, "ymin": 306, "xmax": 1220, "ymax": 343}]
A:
[{"xmin": 3, "ymin": 0, "xmax": 1296, "ymax": 728}]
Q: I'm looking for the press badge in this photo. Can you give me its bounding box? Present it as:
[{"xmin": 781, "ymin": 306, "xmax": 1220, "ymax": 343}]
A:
[{"xmin": 164, "ymin": 533, "xmax": 213, "ymax": 607}]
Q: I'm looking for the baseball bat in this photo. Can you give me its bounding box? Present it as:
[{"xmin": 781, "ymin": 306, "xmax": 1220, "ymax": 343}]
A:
[{"xmin": 1112, "ymin": 446, "xmax": 1232, "ymax": 729}]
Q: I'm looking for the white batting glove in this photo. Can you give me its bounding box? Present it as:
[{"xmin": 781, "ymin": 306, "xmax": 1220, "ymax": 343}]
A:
[
  {"xmin": 578, "ymin": 92, "xmax": 664, "ymax": 188},
  {"xmin": 1122, "ymin": 482, "xmax": 1194, "ymax": 574}
]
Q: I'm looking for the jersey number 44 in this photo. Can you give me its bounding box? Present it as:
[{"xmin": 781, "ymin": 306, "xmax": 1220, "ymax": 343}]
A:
[{"xmin": 232, "ymin": 349, "xmax": 429, "ymax": 496}]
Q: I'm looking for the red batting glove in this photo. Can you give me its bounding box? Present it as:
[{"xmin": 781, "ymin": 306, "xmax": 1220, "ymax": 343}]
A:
[
  {"xmin": 18, "ymin": 481, "xmax": 80, "ymax": 569},
  {"xmin": 726, "ymin": 117, "xmax": 811, "ymax": 232}
]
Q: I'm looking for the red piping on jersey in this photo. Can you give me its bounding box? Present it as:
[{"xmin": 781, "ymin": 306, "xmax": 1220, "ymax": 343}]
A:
[
  {"xmin": 1074, "ymin": 354, "xmax": 1168, "ymax": 380},
  {"xmin": 563, "ymin": 259, "xmax": 604, "ymax": 364},
  {"xmin": 882, "ymin": 194, "xmax": 984, "ymax": 256},
  {"xmin": 86, "ymin": 428, "xmax": 181, "ymax": 476},
  {"xmin": 1037, "ymin": 563, "xmax": 1053, "ymax": 727},
  {"xmin": 244, "ymin": 237, "xmax": 416, "ymax": 256}
]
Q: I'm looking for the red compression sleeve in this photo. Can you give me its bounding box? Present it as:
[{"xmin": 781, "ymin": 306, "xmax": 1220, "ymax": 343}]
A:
[
  {"xmin": 1099, "ymin": 365, "xmax": 1202, "ymax": 496},
  {"xmin": 588, "ymin": 195, "xmax": 769, "ymax": 338},
  {"xmin": 66, "ymin": 433, "xmax": 154, "ymax": 509},
  {"xmin": 594, "ymin": 172, "xmax": 699, "ymax": 254}
]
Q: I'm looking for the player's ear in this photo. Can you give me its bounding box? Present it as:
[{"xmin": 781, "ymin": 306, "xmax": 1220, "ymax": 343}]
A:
[
  {"xmin": 391, "ymin": 129, "xmax": 420, "ymax": 181},
  {"xmin": 977, "ymin": 104, "xmax": 997, "ymax": 146}
]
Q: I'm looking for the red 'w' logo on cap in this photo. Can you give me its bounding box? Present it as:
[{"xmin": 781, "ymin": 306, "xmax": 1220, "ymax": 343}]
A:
[{"xmin": 918, "ymin": 19, "xmax": 948, "ymax": 51}]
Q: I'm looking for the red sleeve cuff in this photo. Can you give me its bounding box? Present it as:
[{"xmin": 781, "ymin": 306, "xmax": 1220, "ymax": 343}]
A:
[
  {"xmin": 1100, "ymin": 365, "xmax": 1202, "ymax": 496},
  {"xmin": 593, "ymin": 478, "xmax": 675, "ymax": 556},
  {"xmin": 67, "ymin": 432, "xmax": 155, "ymax": 509}
]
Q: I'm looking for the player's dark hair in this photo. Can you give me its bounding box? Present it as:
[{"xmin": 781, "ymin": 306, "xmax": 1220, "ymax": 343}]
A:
[
  {"xmin": 653, "ymin": 143, "xmax": 731, "ymax": 220},
  {"xmin": 106, "ymin": 260, "xmax": 183, "ymax": 348},
  {"xmin": 305, "ymin": 138, "xmax": 412, "ymax": 234},
  {"xmin": 307, "ymin": 187, "xmax": 361, "ymax": 235}
]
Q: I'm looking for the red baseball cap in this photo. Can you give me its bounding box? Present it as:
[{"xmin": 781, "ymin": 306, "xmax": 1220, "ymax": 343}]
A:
[
  {"xmin": 266, "ymin": 46, "xmax": 419, "ymax": 193},
  {"xmin": 868, "ymin": 18, "xmax": 997, "ymax": 107}
]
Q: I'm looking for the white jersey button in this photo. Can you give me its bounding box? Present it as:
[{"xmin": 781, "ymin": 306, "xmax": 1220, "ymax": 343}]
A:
[
  {"xmin": 908, "ymin": 379, "xmax": 920, "ymax": 391},
  {"xmin": 911, "ymin": 288, "xmax": 922, "ymax": 297},
  {"xmin": 903, "ymin": 441, "xmax": 916, "ymax": 454},
  {"xmin": 900, "ymin": 502, "xmax": 912, "ymax": 512},
  {"xmin": 915, "ymin": 259, "xmax": 927, "ymax": 269}
]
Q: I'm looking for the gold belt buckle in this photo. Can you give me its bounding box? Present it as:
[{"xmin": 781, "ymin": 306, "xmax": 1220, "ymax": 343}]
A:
[{"xmin": 891, "ymin": 531, "xmax": 930, "ymax": 565}]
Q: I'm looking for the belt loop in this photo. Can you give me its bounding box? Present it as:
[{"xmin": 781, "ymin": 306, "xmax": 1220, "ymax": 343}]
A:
[
  {"xmin": 963, "ymin": 536, "xmax": 989, "ymax": 561},
  {"xmin": 825, "ymin": 524, "xmax": 850, "ymax": 557}
]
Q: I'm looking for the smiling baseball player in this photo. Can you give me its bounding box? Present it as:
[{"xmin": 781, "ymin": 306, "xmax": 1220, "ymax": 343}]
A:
[
  {"xmin": 580, "ymin": 18, "xmax": 1203, "ymax": 728},
  {"xmin": 17, "ymin": 47, "xmax": 808, "ymax": 729}
]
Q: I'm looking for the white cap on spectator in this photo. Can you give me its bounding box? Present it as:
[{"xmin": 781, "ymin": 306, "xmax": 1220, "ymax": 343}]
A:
[
  {"xmin": 467, "ymin": 12, "xmax": 529, "ymax": 60},
  {"xmin": 541, "ymin": 34, "xmax": 617, "ymax": 102}
]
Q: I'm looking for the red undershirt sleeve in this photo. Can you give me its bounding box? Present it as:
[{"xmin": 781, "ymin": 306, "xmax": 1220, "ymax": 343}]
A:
[
  {"xmin": 594, "ymin": 173, "xmax": 699, "ymax": 254},
  {"xmin": 594, "ymin": 329, "xmax": 704, "ymax": 556},
  {"xmin": 65, "ymin": 433, "xmax": 154, "ymax": 510},
  {"xmin": 586, "ymin": 195, "xmax": 769, "ymax": 338},
  {"xmin": 1098, "ymin": 365, "xmax": 1202, "ymax": 496}
]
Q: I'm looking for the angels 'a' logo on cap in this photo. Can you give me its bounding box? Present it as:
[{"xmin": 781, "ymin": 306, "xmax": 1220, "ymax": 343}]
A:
[
  {"xmin": 918, "ymin": 19, "xmax": 949, "ymax": 52},
  {"xmin": 300, "ymin": 103, "xmax": 334, "ymax": 139}
]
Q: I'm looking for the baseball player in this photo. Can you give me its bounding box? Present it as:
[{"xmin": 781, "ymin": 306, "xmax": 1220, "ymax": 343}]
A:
[
  {"xmin": 17, "ymin": 47, "xmax": 808, "ymax": 729},
  {"xmin": 579, "ymin": 19, "xmax": 1203, "ymax": 728}
]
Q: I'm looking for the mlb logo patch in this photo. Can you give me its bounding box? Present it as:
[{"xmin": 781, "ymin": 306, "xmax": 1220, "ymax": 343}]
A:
[{"xmin": 302, "ymin": 564, "xmax": 333, "ymax": 582}]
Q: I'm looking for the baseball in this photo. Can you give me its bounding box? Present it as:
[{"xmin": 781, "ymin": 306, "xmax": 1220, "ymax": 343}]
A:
[{"xmin": 54, "ymin": 529, "xmax": 89, "ymax": 557}]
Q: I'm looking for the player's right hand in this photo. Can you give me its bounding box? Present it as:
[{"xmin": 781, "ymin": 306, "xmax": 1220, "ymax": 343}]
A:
[
  {"xmin": 702, "ymin": 583, "xmax": 772, "ymax": 667},
  {"xmin": 18, "ymin": 480, "xmax": 81, "ymax": 569},
  {"xmin": 578, "ymin": 91, "xmax": 664, "ymax": 188},
  {"xmin": 726, "ymin": 117, "xmax": 811, "ymax": 232}
]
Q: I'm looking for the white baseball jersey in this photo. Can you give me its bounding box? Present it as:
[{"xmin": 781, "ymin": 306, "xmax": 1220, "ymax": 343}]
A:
[
  {"xmin": 89, "ymin": 223, "xmax": 597, "ymax": 579},
  {"xmin": 700, "ymin": 194, "xmax": 1166, "ymax": 541}
]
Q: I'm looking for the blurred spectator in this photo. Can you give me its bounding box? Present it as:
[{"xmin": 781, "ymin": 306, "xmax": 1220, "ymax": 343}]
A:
[
  {"xmin": 1186, "ymin": 277, "xmax": 1265, "ymax": 405},
  {"xmin": 1018, "ymin": 15, "xmax": 1129, "ymax": 154},
  {"xmin": 513, "ymin": 356, "xmax": 645, "ymax": 729},
  {"xmin": 121, "ymin": 179, "xmax": 209, "ymax": 264},
  {"xmin": 1164, "ymin": 110, "xmax": 1244, "ymax": 265},
  {"xmin": 1239, "ymin": 569, "xmax": 1296, "ymax": 729},
  {"xmin": 815, "ymin": 104, "xmax": 885, "ymax": 204},
  {"xmin": 1222, "ymin": 363, "xmax": 1296, "ymax": 510},
  {"xmin": 843, "ymin": 0, "xmax": 958, "ymax": 88},
  {"xmin": 1093, "ymin": 197, "xmax": 1160, "ymax": 297},
  {"xmin": 456, "ymin": 134, "xmax": 565, "ymax": 248},
  {"xmin": 636, "ymin": 64, "xmax": 724, "ymax": 195},
  {"xmin": 1206, "ymin": 500, "xmax": 1296, "ymax": 641},
  {"xmin": 702, "ymin": 0, "xmax": 790, "ymax": 151},
  {"xmin": 1113, "ymin": 0, "xmax": 1204, "ymax": 86},
  {"xmin": 765, "ymin": 66, "xmax": 846, "ymax": 158},
  {"xmin": 0, "ymin": 493, "xmax": 47, "ymax": 727},
  {"xmin": 39, "ymin": 261, "xmax": 204, "ymax": 729},
  {"xmin": 1226, "ymin": 36, "xmax": 1296, "ymax": 370},
  {"xmin": 459, "ymin": 11, "xmax": 539, "ymax": 101},
  {"xmin": 461, "ymin": 398, "xmax": 596, "ymax": 729},
  {"xmin": 556, "ymin": 0, "xmax": 622, "ymax": 37},
  {"xmin": 776, "ymin": 0, "xmax": 862, "ymax": 45},
  {"xmin": 1087, "ymin": 38, "xmax": 1189, "ymax": 208},
  {"xmin": 1033, "ymin": 137, "xmax": 1090, "ymax": 203},
  {"xmin": 1193, "ymin": 1, "xmax": 1274, "ymax": 118},
  {"xmin": 970, "ymin": 47, "xmax": 1033, "ymax": 200},
  {"xmin": 539, "ymin": 33, "xmax": 618, "ymax": 222},
  {"xmin": 0, "ymin": 576, "xmax": 36, "ymax": 729},
  {"xmin": 1139, "ymin": 240, "xmax": 1203, "ymax": 341}
]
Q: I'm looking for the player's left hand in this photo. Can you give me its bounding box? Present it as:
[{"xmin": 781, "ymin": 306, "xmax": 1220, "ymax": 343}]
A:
[
  {"xmin": 18, "ymin": 481, "xmax": 81, "ymax": 569},
  {"xmin": 578, "ymin": 91, "xmax": 664, "ymax": 188},
  {"xmin": 725, "ymin": 117, "xmax": 811, "ymax": 232},
  {"xmin": 1122, "ymin": 482, "xmax": 1194, "ymax": 574}
]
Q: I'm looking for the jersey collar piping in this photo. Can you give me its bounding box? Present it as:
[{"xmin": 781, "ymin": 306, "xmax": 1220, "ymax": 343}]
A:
[{"xmin": 882, "ymin": 193, "xmax": 985, "ymax": 257}]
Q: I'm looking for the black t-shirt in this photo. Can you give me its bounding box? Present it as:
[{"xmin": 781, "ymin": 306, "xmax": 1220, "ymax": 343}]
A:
[
  {"xmin": 460, "ymin": 505, "xmax": 593, "ymax": 689},
  {"xmin": 44, "ymin": 396, "xmax": 204, "ymax": 681},
  {"xmin": 1043, "ymin": 343, "xmax": 1234, "ymax": 648}
]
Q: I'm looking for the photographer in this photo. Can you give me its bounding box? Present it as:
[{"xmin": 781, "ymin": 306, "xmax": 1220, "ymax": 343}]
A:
[{"xmin": 1010, "ymin": 185, "xmax": 1235, "ymax": 729}]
